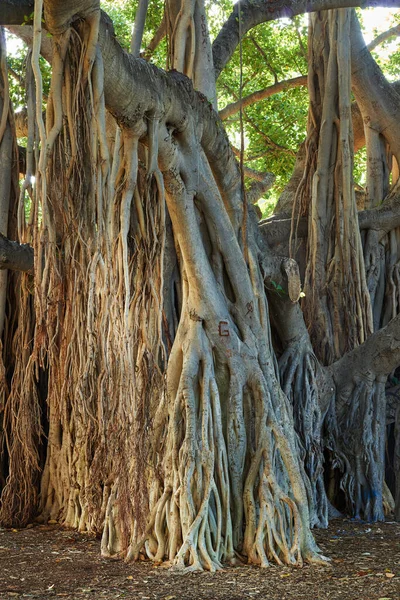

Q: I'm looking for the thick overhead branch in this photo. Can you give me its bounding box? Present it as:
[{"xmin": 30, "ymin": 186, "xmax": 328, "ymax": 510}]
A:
[
  {"xmin": 0, "ymin": 0, "xmax": 34, "ymax": 25},
  {"xmin": 351, "ymin": 10, "xmax": 400, "ymax": 164},
  {"xmin": 9, "ymin": 2, "xmax": 240, "ymax": 195},
  {"xmin": 358, "ymin": 194, "xmax": 400, "ymax": 232},
  {"xmin": 96, "ymin": 13, "xmax": 242, "ymax": 201},
  {"xmin": 330, "ymin": 312, "xmax": 400, "ymax": 384},
  {"xmin": 260, "ymin": 193, "xmax": 400, "ymax": 248},
  {"xmin": 0, "ymin": 233, "xmax": 33, "ymax": 272},
  {"xmin": 212, "ymin": 0, "xmax": 400, "ymax": 79}
]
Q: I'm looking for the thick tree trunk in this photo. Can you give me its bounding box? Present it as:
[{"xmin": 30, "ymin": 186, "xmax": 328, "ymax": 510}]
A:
[
  {"xmin": 1, "ymin": 0, "xmax": 400, "ymax": 571},
  {"xmin": 0, "ymin": 0, "xmax": 329, "ymax": 571}
]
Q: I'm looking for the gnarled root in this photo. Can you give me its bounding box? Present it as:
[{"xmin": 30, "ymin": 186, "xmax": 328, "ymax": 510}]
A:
[
  {"xmin": 327, "ymin": 376, "xmax": 386, "ymax": 521},
  {"xmin": 123, "ymin": 160, "xmax": 326, "ymax": 570},
  {"xmin": 279, "ymin": 341, "xmax": 328, "ymax": 528}
]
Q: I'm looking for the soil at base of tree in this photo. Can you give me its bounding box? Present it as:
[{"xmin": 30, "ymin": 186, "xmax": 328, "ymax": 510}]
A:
[{"xmin": 0, "ymin": 519, "xmax": 399, "ymax": 599}]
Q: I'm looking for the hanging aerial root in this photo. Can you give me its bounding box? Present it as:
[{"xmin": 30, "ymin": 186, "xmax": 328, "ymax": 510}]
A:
[
  {"xmin": 330, "ymin": 375, "xmax": 386, "ymax": 522},
  {"xmin": 121, "ymin": 307, "xmax": 327, "ymax": 571},
  {"xmin": 279, "ymin": 343, "xmax": 328, "ymax": 528}
]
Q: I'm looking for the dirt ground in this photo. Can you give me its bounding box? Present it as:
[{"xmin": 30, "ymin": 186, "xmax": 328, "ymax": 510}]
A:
[{"xmin": 0, "ymin": 519, "xmax": 399, "ymax": 600}]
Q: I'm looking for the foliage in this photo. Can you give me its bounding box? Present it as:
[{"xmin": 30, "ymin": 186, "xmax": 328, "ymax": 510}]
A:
[
  {"xmin": 101, "ymin": 0, "xmax": 165, "ymax": 56},
  {"xmin": 218, "ymin": 17, "xmax": 309, "ymax": 199},
  {"xmin": 6, "ymin": 34, "xmax": 50, "ymax": 111},
  {"xmin": 5, "ymin": 2, "xmax": 400, "ymax": 211}
]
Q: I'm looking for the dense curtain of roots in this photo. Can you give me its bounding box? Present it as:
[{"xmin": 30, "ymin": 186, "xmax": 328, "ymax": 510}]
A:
[
  {"xmin": 279, "ymin": 340, "xmax": 328, "ymax": 528},
  {"xmin": 325, "ymin": 376, "xmax": 386, "ymax": 521},
  {"xmin": 166, "ymin": 0, "xmax": 216, "ymax": 102},
  {"xmin": 0, "ymin": 28, "xmax": 41, "ymax": 526},
  {"xmin": 359, "ymin": 83, "xmax": 400, "ymax": 519},
  {"xmin": 289, "ymin": 10, "xmax": 388, "ymax": 521},
  {"xmin": 121, "ymin": 132, "xmax": 326, "ymax": 569},
  {"xmin": 296, "ymin": 10, "xmax": 372, "ymax": 366},
  {"xmin": 0, "ymin": 1, "xmax": 333, "ymax": 571}
]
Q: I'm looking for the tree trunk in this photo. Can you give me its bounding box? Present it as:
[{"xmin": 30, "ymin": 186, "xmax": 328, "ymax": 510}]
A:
[{"xmin": 1, "ymin": 0, "xmax": 400, "ymax": 570}]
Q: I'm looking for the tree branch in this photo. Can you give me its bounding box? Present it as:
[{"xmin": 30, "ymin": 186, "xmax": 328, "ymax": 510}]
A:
[
  {"xmin": 212, "ymin": 0, "xmax": 400, "ymax": 79},
  {"xmin": 358, "ymin": 194, "xmax": 400, "ymax": 232},
  {"xmin": 351, "ymin": 9, "xmax": 400, "ymax": 165},
  {"xmin": 247, "ymin": 173, "xmax": 276, "ymax": 204},
  {"xmin": 367, "ymin": 23, "xmax": 400, "ymax": 51},
  {"xmin": 260, "ymin": 194, "xmax": 400, "ymax": 247},
  {"xmin": 219, "ymin": 76, "xmax": 307, "ymax": 121},
  {"xmin": 143, "ymin": 11, "xmax": 165, "ymax": 60},
  {"xmin": 329, "ymin": 313, "xmax": 400, "ymax": 384},
  {"xmin": 0, "ymin": 0, "xmax": 34, "ymax": 26},
  {"xmin": 0, "ymin": 233, "xmax": 33, "ymax": 272},
  {"xmin": 6, "ymin": 24, "xmax": 53, "ymax": 62}
]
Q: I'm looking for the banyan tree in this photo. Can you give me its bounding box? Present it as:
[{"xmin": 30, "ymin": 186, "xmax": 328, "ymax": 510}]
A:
[{"xmin": 0, "ymin": 0, "xmax": 400, "ymax": 571}]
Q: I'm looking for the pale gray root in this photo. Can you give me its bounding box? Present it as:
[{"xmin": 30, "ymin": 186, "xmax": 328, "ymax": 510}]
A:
[
  {"xmin": 395, "ymin": 403, "xmax": 400, "ymax": 521},
  {"xmin": 130, "ymin": 0, "xmax": 149, "ymax": 57},
  {"xmin": 288, "ymin": 9, "xmax": 387, "ymax": 525},
  {"xmin": 329, "ymin": 313, "xmax": 400, "ymax": 519},
  {"xmin": 121, "ymin": 121, "xmax": 326, "ymax": 569},
  {"xmin": 325, "ymin": 375, "xmax": 387, "ymax": 521},
  {"xmin": 270, "ymin": 298, "xmax": 331, "ymax": 529},
  {"xmin": 166, "ymin": 0, "xmax": 217, "ymax": 106},
  {"xmin": 299, "ymin": 9, "xmax": 372, "ymax": 366},
  {"xmin": 361, "ymin": 110, "xmax": 392, "ymax": 331}
]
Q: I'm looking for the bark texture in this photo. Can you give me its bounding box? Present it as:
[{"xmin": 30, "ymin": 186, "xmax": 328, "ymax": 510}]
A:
[{"xmin": 1, "ymin": 0, "xmax": 400, "ymax": 574}]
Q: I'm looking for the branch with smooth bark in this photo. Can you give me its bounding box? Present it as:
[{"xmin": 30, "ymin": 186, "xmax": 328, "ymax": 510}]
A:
[
  {"xmin": 261, "ymin": 194, "xmax": 400, "ymax": 248},
  {"xmin": 143, "ymin": 12, "xmax": 165, "ymax": 60},
  {"xmin": 247, "ymin": 173, "xmax": 276, "ymax": 204},
  {"xmin": 219, "ymin": 76, "xmax": 307, "ymax": 121},
  {"xmin": 6, "ymin": 25, "xmax": 53, "ymax": 62},
  {"xmin": 359, "ymin": 194, "xmax": 400, "ymax": 232},
  {"xmin": 351, "ymin": 10, "xmax": 400, "ymax": 165},
  {"xmin": 230, "ymin": 148, "xmax": 276, "ymax": 202},
  {"xmin": 212, "ymin": 0, "xmax": 400, "ymax": 79},
  {"xmin": 367, "ymin": 23, "xmax": 400, "ymax": 51},
  {"xmin": 329, "ymin": 312, "xmax": 400, "ymax": 390}
]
